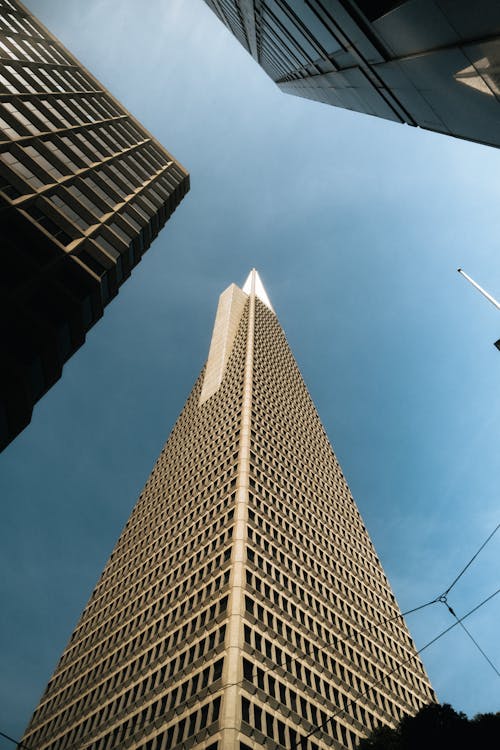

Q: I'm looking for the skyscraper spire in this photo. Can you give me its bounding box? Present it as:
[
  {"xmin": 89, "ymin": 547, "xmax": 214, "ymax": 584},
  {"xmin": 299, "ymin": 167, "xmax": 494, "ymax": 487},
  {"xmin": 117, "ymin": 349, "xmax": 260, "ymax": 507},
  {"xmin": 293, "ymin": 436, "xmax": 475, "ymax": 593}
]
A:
[
  {"xmin": 21, "ymin": 275, "xmax": 434, "ymax": 750},
  {"xmin": 242, "ymin": 269, "xmax": 274, "ymax": 312}
]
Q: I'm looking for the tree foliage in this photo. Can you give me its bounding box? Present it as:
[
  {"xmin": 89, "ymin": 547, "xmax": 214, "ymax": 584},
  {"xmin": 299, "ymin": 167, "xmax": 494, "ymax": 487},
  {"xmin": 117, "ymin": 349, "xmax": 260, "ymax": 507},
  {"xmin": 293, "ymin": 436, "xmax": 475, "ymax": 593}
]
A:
[{"xmin": 358, "ymin": 703, "xmax": 500, "ymax": 750}]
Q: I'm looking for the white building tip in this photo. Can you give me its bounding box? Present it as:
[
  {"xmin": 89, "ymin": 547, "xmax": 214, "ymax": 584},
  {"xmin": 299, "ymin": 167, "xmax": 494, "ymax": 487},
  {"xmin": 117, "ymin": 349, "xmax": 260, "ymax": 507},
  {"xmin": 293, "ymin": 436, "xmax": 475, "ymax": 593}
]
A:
[{"xmin": 242, "ymin": 269, "xmax": 275, "ymax": 313}]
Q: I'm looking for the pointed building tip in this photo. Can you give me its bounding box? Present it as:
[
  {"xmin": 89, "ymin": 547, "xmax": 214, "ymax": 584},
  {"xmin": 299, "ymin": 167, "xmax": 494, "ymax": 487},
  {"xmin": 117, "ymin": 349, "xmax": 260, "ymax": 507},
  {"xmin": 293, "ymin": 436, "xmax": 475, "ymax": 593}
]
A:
[{"xmin": 242, "ymin": 269, "xmax": 275, "ymax": 313}]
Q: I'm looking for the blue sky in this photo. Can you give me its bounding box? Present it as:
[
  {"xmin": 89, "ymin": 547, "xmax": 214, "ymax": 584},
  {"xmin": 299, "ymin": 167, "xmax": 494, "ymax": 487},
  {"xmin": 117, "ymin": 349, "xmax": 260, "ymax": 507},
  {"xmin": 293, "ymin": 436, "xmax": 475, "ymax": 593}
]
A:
[{"xmin": 1, "ymin": 0, "xmax": 500, "ymax": 743}]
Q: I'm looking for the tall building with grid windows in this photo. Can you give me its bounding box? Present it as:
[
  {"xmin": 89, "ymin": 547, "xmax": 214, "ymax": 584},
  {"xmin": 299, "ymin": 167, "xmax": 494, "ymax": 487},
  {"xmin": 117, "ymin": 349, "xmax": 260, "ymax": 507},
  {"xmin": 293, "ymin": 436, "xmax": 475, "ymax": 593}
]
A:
[
  {"xmin": 21, "ymin": 270, "xmax": 435, "ymax": 750},
  {"xmin": 203, "ymin": 0, "xmax": 500, "ymax": 149},
  {"xmin": 0, "ymin": 0, "xmax": 189, "ymax": 451}
]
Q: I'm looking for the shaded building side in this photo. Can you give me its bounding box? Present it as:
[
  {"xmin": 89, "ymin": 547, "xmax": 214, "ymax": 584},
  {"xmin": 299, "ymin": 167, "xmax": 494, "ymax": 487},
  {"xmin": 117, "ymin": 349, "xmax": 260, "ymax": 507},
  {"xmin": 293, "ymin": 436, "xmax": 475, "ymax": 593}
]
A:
[
  {"xmin": 204, "ymin": 0, "xmax": 500, "ymax": 149},
  {"xmin": 0, "ymin": 0, "xmax": 189, "ymax": 451}
]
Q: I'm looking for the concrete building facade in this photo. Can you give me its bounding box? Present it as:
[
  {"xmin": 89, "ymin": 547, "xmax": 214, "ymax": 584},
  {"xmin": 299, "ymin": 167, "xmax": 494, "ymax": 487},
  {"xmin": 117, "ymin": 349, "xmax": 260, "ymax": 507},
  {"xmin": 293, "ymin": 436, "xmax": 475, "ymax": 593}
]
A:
[
  {"xmin": 21, "ymin": 271, "xmax": 434, "ymax": 750},
  {"xmin": 0, "ymin": 0, "xmax": 189, "ymax": 451},
  {"xmin": 203, "ymin": 0, "xmax": 500, "ymax": 149}
]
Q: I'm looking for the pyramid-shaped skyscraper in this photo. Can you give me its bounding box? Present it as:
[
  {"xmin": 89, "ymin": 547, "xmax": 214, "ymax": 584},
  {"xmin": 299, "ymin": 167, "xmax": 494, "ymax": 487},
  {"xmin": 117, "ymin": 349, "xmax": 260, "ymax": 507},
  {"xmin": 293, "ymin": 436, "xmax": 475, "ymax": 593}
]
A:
[{"xmin": 22, "ymin": 271, "xmax": 434, "ymax": 750}]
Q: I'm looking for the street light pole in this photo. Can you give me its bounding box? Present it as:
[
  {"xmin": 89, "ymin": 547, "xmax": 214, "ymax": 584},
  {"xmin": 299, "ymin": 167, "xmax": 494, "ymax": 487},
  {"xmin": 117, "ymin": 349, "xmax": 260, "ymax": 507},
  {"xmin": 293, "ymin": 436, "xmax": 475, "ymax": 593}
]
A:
[{"xmin": 457, "ymin": 268, "xmax": 500, "ymax": 350}]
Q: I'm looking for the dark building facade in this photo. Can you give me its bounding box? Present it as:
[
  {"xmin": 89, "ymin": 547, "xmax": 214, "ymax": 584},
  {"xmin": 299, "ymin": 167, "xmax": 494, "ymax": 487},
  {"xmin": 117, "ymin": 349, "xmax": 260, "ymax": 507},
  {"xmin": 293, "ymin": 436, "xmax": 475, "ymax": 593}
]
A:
[
  {"xmin": 21, "ymin": 271, "xmax": 434, "ymax": 750},
  {"xmin": 203, "ymin": 0, "xmax": 500, "ymax": 149},
  {"xmin": 0, "ymin": 0, "xmax": 189, "ymax": 451}
]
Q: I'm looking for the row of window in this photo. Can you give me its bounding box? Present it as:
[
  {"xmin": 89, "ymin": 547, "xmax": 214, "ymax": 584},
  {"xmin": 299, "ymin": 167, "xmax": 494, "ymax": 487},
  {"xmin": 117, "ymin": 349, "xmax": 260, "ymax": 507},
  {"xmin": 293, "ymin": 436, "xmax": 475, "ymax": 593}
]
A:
[
  {"xmin": 37, "ymin": 592, "xmax": 228, "ymax": 728},
  {"xmin": 241, "ymin": 694, "xmax": 345, "ymax": 750},
  {"xmin": 249, "ymin": 479, "xmax": 393, "ymax": 616},
  {"xmin": 244, "ymin": 650, "xmax": 383, "ymax": 736},
  {"xmin": 117, "ymin": 461, "xmax": 237, "ymax": 555},
  {"xmin": 248, "ymin": 456, "xmax": 398, "ymax": 632},
  {"xmin": 248, "ymin": 490, "xmax": 396, "ymax": 627},
  {"xmin": 0, "ymin": 27, "xmax": 73, "ymax": 67},
  {"xmin": 249, "ymin": 401, "xmax": 373, "ymax": 557},
  {"xmin": 0, "ymin": 93, "xmax": 123, "ymax": 145},
  {"xmin": 249, "ymin": 398, "xmax": 344, "ymax": 498},
  {"xmin": 46, "ymin": 576, "xmax": 229, "ymax": 725},
  {"xmin": 89, "ymin": 485, "xmax": 234, "ymax": 620},
  {"xmin": 248, "ymin": 522, "xmax": 377, "ymax": 645},
  {"xmin": 77, "ymin": 526, "xmax": 233, "ymax": 638},
  {"xmin": 104, "ymin": 423, "xmax": 238, "ymax": 561},
  {"xmin": 44, "ymin": 561, "xmax": 230, "ymax": 701},
  {"xmin": 141, "ymin": 436, "xmax": 238, "ymax": 520},
  {"xmin": 156, "ymin": 408, "xmax": 241, "ymax": 481},
  {"xmin": 0, "ymin": 59, "xmax": 95, "ymax": 96},
  {"xmin": 249, "ymin": 308, "xmax": 423, "ymax": 655},
  {"xmin": 66, "ymin": 560, "xmax": 231, "ymax": 679},
  {"xmin": 32, "ymin": 641, "xmax": 224, "ymax": 748},
  {"xmin": 38, "ymin": 314, "xmax": 249, "ymax": 708},
  {"xmin": 117, "ymin": 415, "xmax": 240, "ymax": 546},
  {"xmin": 209, "ymin": 0, "xmax": 249, "ymax": 51},
  {"xmin": 250, "ymin": 306, "xmax": 400, "ymax": 567},
  {"xmin": 250, "ymin": 409, "xmax": 366, "ymax": 544},
  {"xmin": 247, "ymin": 547, "xmax": 428, "ymax": 697},
  {"xmin": 72, "ymin": 493, "xmax": 235, "ymax": 644},
  {"xmin": 76, "ymin": 171, "xmax": 185, "ymax": 304},
  {"xmin": 250, "ymin": 419, "xmax": 366, "ymax": 546},
  {"xmin": 0, "ymin": 1, "xmax": 43, "ymax": 40},
  {"xmin": 1, "ymin": 126, "xmax": 162, "ymax": 200},
  {"xmin": 47, "ymin": 693, "xmax": 221, "ymax": 750},
  {"xmin": 55, "ymin": 558, "xmax": 231, "ymax": 687},
  {"xmin": 141, "ymin": 452, "xmax": 238, "ymax": 521},
  {"xmin": 245, "ymin": 562, "xmax": 387, "ymax": 690},
  {"xmin": 88, "ymin": 473, "xmax": 234, "ymax": 608},
  {"xmin": 246, "ymin": 524, "xmax": 418, "ymax": 689},
  {"xmin": 88, "ymin": 488, "xmax": 232, "ymax": 616},
  {"xmin": 99, "ymin": 488, "xmax": 236, "ymax": 597},
  {"xmin": 269, "ymin": 0, "xmax": 344, "ymax": 74},
  {"xmin": 244, "ymin": 590, "xmax": 427, "ymax": 717}
]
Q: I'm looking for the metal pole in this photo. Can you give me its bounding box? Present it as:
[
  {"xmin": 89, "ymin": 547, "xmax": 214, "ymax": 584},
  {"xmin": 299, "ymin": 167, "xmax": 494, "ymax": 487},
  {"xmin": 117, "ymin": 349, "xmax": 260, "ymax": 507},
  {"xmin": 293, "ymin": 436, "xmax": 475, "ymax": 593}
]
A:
[{"xmin": 457, "ymin": 268, "xmax": 500, "ymax": 311}]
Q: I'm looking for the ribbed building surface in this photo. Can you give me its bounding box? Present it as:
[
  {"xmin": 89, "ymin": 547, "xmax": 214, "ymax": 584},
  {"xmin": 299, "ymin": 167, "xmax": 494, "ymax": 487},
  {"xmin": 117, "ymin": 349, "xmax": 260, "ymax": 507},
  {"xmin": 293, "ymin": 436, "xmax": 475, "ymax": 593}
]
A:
[
  {"xmin": 203, "ymin": 0, "xmax": 500, "ymax": 149},
  {"xmin": 21, "ymin": 271, "xmax": 434, "ymax": 750},
  {"xmin": 0, "ymin": 0, "xmax": 189, "ymax": 451}
]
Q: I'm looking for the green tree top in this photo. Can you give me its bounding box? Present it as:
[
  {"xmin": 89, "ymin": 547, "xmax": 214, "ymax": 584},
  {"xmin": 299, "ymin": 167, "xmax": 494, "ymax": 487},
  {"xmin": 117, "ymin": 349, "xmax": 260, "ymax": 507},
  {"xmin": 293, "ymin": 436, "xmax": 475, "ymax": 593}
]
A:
[{"xmin": 358, "ymin": 703, "xmax": 500, "ymax": 750}]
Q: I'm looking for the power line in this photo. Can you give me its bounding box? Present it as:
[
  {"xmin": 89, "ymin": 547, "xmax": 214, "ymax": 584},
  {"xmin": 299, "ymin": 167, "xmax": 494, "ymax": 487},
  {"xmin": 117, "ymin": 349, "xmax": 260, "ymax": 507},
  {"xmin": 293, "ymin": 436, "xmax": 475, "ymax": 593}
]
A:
[
  {"xmin": 223, "ymin": 519, "xmax": 500, "ymax": 692},
  {"xmin": 241, "ymin": 597, "xmax": 437, "ymax": 687},
  {"xmin": 0, "ymin": 729, "xmax": 33, "ymax": 749},
  {"xmin": 442, "ymin": 598, "xmax": 500, "ymax": 680},
  {"xmin": 297, "ymin": 587, "xmax": 500, "ymax": 748},
  {"xmin": 442, "ymin": 522, "xmax": 500, "ymax": 597},
  {"xmin": 7, "ymin": 526, "xmax": 498, "ymax": 749},
  {"xmin": 456, "ymin": 616, "xmax": 500, "ymax": 679},
  {"xmin": 436, "ymin": 522, "xmax": 500, "ymax": 679}
]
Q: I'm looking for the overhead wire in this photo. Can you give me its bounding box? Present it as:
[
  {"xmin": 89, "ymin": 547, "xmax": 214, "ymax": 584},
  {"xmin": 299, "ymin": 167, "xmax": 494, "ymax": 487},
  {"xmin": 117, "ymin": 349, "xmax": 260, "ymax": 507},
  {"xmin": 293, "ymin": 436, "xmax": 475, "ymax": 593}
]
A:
[
  {"xmin": 435, "ymin": 522, "xmax": 500, "ymax": 679},
  {"xmin": 441, "ymin": 522, "xmax": 500, "ymax": 597},
  {"xmin": 4, "ymin": 525, "xmax": 498, "ymax": 749},
  {"xmin": 297, "ymin": 586, "xmax": 500, "ymax": 748},
  {"xmin": 218, "ymin": 519, "xmax": 500, "ymax": 691},
  {"xmin": 179, "ymin": 520, "xmax": 500, "ymax": 749},
  {"xmin": 455, "ymin": 615, "xmax": 500, "ymax": 679},
  {"xmin": 439, "ymin": 597, "xmax": 500, "ymax": 680},
  {"xmin": 214, "ymin": 596, "xmax": 438, "ymax": 694},
  {"xmin": 0, "ymin": 729, "xmax": 33, "ymax": 749},
  {"xmin": 14, "ymin": 591, "xmax": 494, "ymax": 750}
]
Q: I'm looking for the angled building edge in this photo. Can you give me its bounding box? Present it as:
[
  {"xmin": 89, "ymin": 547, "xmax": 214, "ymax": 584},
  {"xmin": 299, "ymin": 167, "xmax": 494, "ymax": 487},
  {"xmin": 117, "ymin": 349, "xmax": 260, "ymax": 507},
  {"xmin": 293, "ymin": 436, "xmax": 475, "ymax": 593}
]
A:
[
  {"xmin": 21, "ymin": 271, "xmax": 435, "ymax": 750},
  {"xmin": 203, "ymin": 0, "xmax": 500, "ymax": 150},
  {"xmin": 0, "ymin": 0, "xmax": 189, "ymax": 452}
]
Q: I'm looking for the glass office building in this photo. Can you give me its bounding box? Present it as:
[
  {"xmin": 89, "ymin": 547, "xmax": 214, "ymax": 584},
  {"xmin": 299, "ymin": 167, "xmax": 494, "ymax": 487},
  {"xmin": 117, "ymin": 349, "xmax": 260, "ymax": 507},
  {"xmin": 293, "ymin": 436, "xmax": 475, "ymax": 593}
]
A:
[
  {"xmin": 204, "ymin": 0, "xmax": 500, "ymax": 149},
  {"xmin": 21, "ymin": 271, "xmax": 434, "ymax": 750},
  {"xmin": 0, "ymin": 0, "xmax": 189, "ymax": 451}
]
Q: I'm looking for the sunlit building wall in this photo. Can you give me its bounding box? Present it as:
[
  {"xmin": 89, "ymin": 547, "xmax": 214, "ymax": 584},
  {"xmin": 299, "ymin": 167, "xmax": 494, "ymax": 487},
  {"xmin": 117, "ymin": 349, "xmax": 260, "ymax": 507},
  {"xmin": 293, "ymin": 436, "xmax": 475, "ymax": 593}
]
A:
[
  {"xmin": 21, "ymin": 271, "xmax": 435, "ymax": 750},
  {"xmin": 204, "ymin": 0, "xmax": 500, "ymax": 149},
  {"xmin": 0, "ymin": 0, "xmax": 189, "ymax": 451}
]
